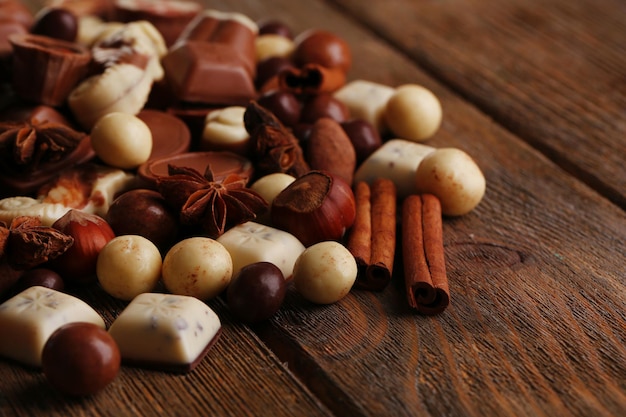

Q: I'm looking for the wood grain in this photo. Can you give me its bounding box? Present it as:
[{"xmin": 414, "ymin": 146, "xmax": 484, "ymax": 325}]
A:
[
  {"xmin": 4, "ymin": 1, "xmax": 626, "ymax": 416},
  {"xmin": 330, "ymin": 0, "xmax": 626, "ymax": 209}
]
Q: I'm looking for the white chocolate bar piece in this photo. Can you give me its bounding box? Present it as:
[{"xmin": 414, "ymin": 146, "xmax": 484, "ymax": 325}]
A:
[
  {"xmin": 217, "ymin": 221, "xmax": 305, "ymax": 279},
  {"xmin": 0, "ymin": 286, "xmax": 105, "ymax": 367},
  {"xmin": 353, "ymin": 139, "xmax": 435, "ymax": 198},
  {"xmin": 333, "ymin": 80, "xmax": 395, "ymax": 133},
  {"xmin": 108, "ymin": 293, "xmax": 221, "ymax": 369}
]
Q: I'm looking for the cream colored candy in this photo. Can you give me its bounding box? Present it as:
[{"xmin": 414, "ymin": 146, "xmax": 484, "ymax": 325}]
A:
[
  {"xmin": 39, "ymin": 166, "xmax": 135, "ymax": 217},
  {"xmin": 201, "ymin": 107, "xmax": 249, "ymax": 151},
  {"xmin": 249, "ymin": 173, "xmax": 295, "ymax": 223},
  {"xmin": 162, "ymin": 237, "xmax": 233, "ymax": 300},
  {"xmin": 217, "ymin": 221, "xmax": 305, "ymax": 279},
  {"xmin": 0, "ymin": 286, "xmax": 105, "ymax": 367},
  {"xmin": 255, "ymin": 34, "xmax": 295, "ymax": 62},
  {"xmin": 333, "ymin": 80, "xmax": 395, "ymax": 133},
  {"xmin": 384, "ymin": 84, "xmax": 442, "ymax": 142},
  {"xmin": 293, "ymin": 241, "xmax": 357, "ymax": 304},
  {"xmin": 90, "ymin": 112, "xmax": 153, "ymax": 169},
  {"xmin": 76, "ymin": 16, "xmax": 121, "ymax": 46},
  {"xmin": 108, "ymin": 293, "xmax": 220, "ymax": 370},
  {"xmin": 0, "ymin": 197, "xmax": 70, "ymax": 226},
  {"xmin": 68, "ymin": 63, "xmax": 154, "ymax": 130},
  {"xmin": 96, "ymin": 235, "xmax": 163, "ymax": 301},
  {"xmin": 415, "ymin": 148, "xmax": 486, "ymax": 216},
  {"xmin": 92, "ymin": 20, "xmax": 167, "ymax": 81},
  {"xmin": 353, "ymin": 139, "xmax": 435, "ymax": 198}
]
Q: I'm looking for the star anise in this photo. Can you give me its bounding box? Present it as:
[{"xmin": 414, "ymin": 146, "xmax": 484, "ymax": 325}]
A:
[
  {"xmin": 0, "ymin": 216, "xmax": 74, "ymax": 270},
  {"xmin": 0, "ymin": 120, "xmax": 86, "ymax": 172},
  {"xmin": 157, "ymin": 164, "xmax": 268, "ymax": 238},
  {"xmin": 243, "ymin": 101, "xmax": 310, "ymax": 178}
]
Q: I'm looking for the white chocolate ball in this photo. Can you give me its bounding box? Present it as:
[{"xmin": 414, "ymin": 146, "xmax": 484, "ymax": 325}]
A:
[
  {"xmin": 255, "ymin": 34, "xmax": 295, "ymax": 62},
  {"xmin": 293, "ymin": 241, "xmax": 357, "ymax": 304},
  {"xmin": 96, "ymin": 235, "xmax": 162, "ymax": 301},
  {"xmin": 250, "ymin": 173, "xmax": 296, "ymax": 207},
  {"xmin": 162, "ymin": 237, "xmax": 233, "ymax": 300},
  {"xmin": 384, "ymin": 84, "xmax": 442, "ymax": 142},
  {"xmin": 415, "ymin": 147, "xmax": 486, "ymax": 216},
  {"xmin": 90, "ymin": 112, "xmax": 153, "ymax": 169}
]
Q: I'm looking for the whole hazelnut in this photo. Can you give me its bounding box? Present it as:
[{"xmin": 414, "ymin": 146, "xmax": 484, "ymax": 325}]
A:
[{"xmin": 293, "ymin": 29, "xmax": 351, "ymax": 73}]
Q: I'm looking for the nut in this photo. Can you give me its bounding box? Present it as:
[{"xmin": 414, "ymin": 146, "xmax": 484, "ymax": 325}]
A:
[{"xmin": 307, "ymin": 118, "xmax": 357, "ymax": 184}]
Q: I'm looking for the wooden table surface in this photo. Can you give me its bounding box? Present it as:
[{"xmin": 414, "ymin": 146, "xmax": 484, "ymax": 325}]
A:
[{"xmin": 3, "ymin": 0, "xmax": 625, "ymax": 416}]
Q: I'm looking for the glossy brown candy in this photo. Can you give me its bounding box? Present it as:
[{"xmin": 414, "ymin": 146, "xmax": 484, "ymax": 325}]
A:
[
  {"xmin": 293, "ymin": 29, "xmax": 352, "ymax": 73},
  {"xmin": 226, "ymin": 262, "xmax": 286, "ymax": 323},
  {"xmin": 300, "ymin": 92, "xmax": 350, "ymax": 124},
  {"xmin": 42, "ymin": 322, "xmax": 120, "ymax": 396},
  {"xmin": 257, "ymin": 90, "xmax": 301, "ymax": 127},
  {"xmin": 340, "ymin": 119, "xmax": 382, "ymax": 164},
  {"xmin": 12, "ymin": 268, "xmax": 65, "ymax": 294},
  {"xmin": 30, "ymin": 7, "xmax": 78, "ymax": 42},
  {"xmin": 106, "ymin": 189, "xmax": 179, "ymax": 251},
  {"xmin": 257, "ymin": 19, "xmax": 293, "ymax": 39}
]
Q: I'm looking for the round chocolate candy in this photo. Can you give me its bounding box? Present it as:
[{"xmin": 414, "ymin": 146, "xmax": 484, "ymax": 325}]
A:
[
  {"xmin": 227, "ymin": 262, "xmax": 286, "ymax": 323},
  {"xmin": 257, "ymin": 90, "xmax": 301, "ymax": 127},
  {"xmin": 42, "ymin": 322, "xmax": 120, "ymax": 396},
  {"xmin": 293, "ymin": 29, "xmax": 351, "ymax": 73},
  {"xmin": 31, "ymin": 7, "xmax": 78, "ymax": 42},
  {"xmin": 300, "ymin": 93, "xmax": 349, "ymax": 124}
]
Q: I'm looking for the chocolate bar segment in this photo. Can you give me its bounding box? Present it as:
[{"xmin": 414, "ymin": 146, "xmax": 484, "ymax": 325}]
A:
[
  {"xmin": 162, "ymin": 41, "xmax": 257, "ymax": 105},
  {"xmin": 108, "ymin": 293, "xmax": 221, "ymax": 373}
]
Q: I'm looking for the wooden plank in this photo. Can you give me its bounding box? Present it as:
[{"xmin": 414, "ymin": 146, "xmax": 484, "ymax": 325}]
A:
[
  {"xmin": 330, "ymin": 0, "xmax": 626, "ymax": 209},
  {"xmin": 4, "ymin": 1, "xmax": 626, "ymax": 417}
]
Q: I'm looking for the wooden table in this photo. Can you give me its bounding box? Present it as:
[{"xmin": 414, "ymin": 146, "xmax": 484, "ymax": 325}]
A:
[{"xmin": 3, "ymin": 0, "xmax": 625, "ymax": 416}]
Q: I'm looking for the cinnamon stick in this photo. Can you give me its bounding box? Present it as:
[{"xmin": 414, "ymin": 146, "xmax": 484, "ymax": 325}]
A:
[
  {"xmin": 346, "ymin": 179, "xmax": 396, "ymax": 291},
  {"xmin": 402, "ymin": 194, "xmax": 449, "ymax": 315}
]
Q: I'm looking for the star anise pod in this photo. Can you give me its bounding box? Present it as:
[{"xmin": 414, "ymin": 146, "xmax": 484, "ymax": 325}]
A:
[
  {"xmin": 243, "ymin": 101, "xmax": 310, "ymax": 178},
  {"xmin": 0, "ymin": 216, "xmax": 74, "ymax": 270},
  {"xmin": 157, "ymin": 164, "xmax": 268, "ymax": 238},
  {"xmin": 0, "ymin": 120, "xmax": 86, "ymax": 172}
]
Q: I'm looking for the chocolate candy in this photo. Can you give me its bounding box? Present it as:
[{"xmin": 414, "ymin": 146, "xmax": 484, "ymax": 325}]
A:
[
  {"xmin": 0, "ymin": 286, "xmax": 105, "ymax": 367},
  {"xmin": 227, "ymin": 262, "xmax": 286, "ymax": 323},
  {"xmin": 163, "ymin": 41, "xmax": 257, "ymax": 105},
  {"xmin": 138, "ymin": 150, "xmax": 254, "ymax": 189},
  {"xmin": 113, "ymin": 0, "xmax": 202, "ymax": 46},
  {"xmin": 9, "ymin": 33, "xmax": 91, "ymax": 106},
  {"xmin": 217, "ymin": 221, "xmax": 305, "ymax": 280},
  {"xmin": 42, "ymin": 322, "xmax": 120, "ymax": 396},
  {"xmin": 293, "ymin": 29, "xmax": 352, "ymax": 73},
  {"xmin": 108, "ymin": 292, "xmax": 221, "ymax": 373},
  {"xmin": 163, "ymin": 10, "xmax": 258, "ymax": 105},
  {"xmin": 31, "ymin": 7, "xmax": 79, "ymax": 42},
  {"xmin": 137, "ymin": 109, "xmax": 191, "ymax": 160}
]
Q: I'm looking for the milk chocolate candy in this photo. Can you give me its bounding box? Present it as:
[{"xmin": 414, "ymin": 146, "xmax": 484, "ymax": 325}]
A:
[
  {"xmin": 108, "ymin": 292, "xmax": 221, "ymax": 373},
  {"xmin": 9, "ymin": 33, "xmax": 91, "ymax": 106},
  {"xmin": 0, "ymin": 286, "xmax": 105, "ymax": 368},
  {"xmin": 137, "ymin": 109, "xmax": 191, "ymax": 160},
  {"xmin": 162, "ymin": 40, "xmax": 257, "ymax": 105},
  {"xmin": 137, "ymin": 150, "xmax": 254, "ymax": 189},
  {"xmin": 113, "ymin": 0, "xmax": 202, "ymax": 47},
  {"xmin": 0, "ymin": 20, "xmax": 27, "ymax": 59},
  {"xmin": 0, "ymin": 0, "xmax": 34, "ymax": 29},
  {"xmin": 175, "ymin": 9, "xmax": 257, "ymax": 77}
]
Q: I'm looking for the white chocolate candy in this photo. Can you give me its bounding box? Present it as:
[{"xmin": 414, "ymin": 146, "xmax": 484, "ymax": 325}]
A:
[
  {"xmin": 68, "ymin": 63, "xmax": 154, "ymax": 130},
  {"xmin": 293, "ymin": 241, "xmax": 357, "ymax": 304},
  {"xmin": 108, "ymin": 293, "xmax": 220, "ymax": 371},
  {"xmin": 333, "ymin": 80, "xmax": 395, "ymax": 133},
  {"xmin": 0, "ymin": 286, "xmax": 104, "ymax": 367},
  {"xmin": 90, "ymin": 112, "xmax": 153, "ymax": 170},
  {"xmin": 0, "ymin": 197, "xmax": 71, "ymax": 226},
  {"xmin": 162, "ymin": 237, "xmax": 233, "ymax": 300},
  {"xmin": 249, "ymin": 173, "xmax": 296, "ymax": 223},
  {"xmin": 201, "ymin": 106, "xmax": 249, "ymax": 151},
  {"xmin": 353, "ymin": 139, "xmax": 435, "ymax": 198},
  {"xmin": 255, "ymin": 34, "xmax": 295, "ymax": 62},
  {"xmin": 96, "ymin": 235, "xmax": 163, "ymax": 301},
  {"xmin": 216, "ymin": 221, "xmax": 305, "ymax": 279},
  {"xmin": 384, "ymin": 84, "xmax": 442, "ymax": 142}
]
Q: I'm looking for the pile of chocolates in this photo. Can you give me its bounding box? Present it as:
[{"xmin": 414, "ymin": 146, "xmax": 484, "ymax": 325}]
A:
[{"xmin": 0, "ymin": 0, "xmax": 487, "ymax": 396}]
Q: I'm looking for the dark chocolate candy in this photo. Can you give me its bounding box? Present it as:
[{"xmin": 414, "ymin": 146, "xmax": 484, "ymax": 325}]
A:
[
  {"xmin": 162, "ymin": 41, "xmax": 257, "ymax": 105},
  {"xmin": 9, "ymin": 33, "xmax": 91, "ymax": 106}
]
